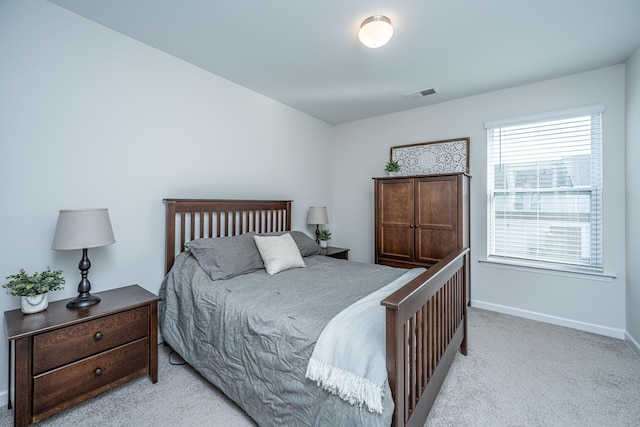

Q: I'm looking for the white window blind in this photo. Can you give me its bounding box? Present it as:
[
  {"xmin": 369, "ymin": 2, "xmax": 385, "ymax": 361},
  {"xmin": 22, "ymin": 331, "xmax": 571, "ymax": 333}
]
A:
[{"xmin": 485, "ymin": 105, "xmax": 604, "ymax": 272}]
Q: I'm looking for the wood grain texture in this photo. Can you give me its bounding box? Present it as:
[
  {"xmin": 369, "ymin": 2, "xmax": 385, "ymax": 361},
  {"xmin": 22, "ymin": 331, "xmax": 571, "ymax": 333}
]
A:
[
  {"xmin": 374, "ymin": 173, "xmax": 470, "ymax": 269},
  {"xmin": 33, "ymin": 339, "xmax": 149, "ymax": 421},
  {"xmin": 4, "ymin": 285, "xmax": 160, "ymax": 427},
  {"xmin": 382, "ymin": 248, "xmax": 469, "ymax": 427},
  {"xmin": 33, "ymin": 306, "xmax": 148, "ymax": 374}
]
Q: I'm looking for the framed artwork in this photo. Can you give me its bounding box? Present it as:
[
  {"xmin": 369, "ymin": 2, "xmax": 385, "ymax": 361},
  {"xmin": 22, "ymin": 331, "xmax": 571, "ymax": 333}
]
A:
[{"xmin": 390, "ymin": 137, "xmax": 469, "ymax": 176}]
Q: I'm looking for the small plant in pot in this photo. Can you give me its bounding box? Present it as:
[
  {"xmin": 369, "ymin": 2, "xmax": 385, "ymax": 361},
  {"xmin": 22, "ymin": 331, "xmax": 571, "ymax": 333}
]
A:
[
  {"xmin": 385, "ymin": 160, "xmax": 401, "ymax": 176},
  {"xmin": 3, "ymin": 267, "xmax": 65, "ymax": 314},
  {"xmin": 318, "ymin": 229, "xmax": 332, "ymax": 249}
]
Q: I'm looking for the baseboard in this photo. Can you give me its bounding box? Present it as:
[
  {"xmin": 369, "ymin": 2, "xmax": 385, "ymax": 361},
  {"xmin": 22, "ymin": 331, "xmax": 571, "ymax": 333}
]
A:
[
  {"xmin": 626, "ymin": 331, "xmax": 640, "ymax": 356},
  {"xmin": 0, "ymin": 390, "xmax": 7, "ymax": 408},
  {"xmin": 470, "ymin": 300, "xmax": 626, "ymax": 339}
]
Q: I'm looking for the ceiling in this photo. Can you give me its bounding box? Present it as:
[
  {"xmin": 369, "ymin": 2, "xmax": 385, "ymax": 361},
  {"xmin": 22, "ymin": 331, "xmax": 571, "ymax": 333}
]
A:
[{"xmin": 47, "ymin": 0, "xmax": 640, "ymax": 125}]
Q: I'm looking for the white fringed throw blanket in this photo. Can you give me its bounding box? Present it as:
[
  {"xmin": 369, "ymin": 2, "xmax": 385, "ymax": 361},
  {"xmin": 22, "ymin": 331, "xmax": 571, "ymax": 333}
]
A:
[{"xmin": 305, "ymin": 268, "xmax": 426, "ymax": 414}]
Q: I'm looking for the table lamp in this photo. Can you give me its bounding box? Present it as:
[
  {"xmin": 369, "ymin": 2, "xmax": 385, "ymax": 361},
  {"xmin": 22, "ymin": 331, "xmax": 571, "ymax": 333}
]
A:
[
  {"xmin": 306, "ymin": 206, "xmax": 328, "ymax": 243},
  {"xmin": 52, "ymin": 208, "xmax": 115, "ymax": 308}
]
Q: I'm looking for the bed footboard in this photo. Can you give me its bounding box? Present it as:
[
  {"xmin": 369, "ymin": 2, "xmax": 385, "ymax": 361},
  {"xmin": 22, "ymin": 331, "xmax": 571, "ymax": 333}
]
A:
[{"xmin": 382, "ymin": 248, "xmax": 469, "ymax": 427}]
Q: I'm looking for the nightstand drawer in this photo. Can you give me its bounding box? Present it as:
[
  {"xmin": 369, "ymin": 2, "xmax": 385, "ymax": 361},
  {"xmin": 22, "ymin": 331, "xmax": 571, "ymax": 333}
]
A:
[
  {"xmin": 33, "ymin": 338, "xmax": 149, "ymax": 420},
  {"xmin": 33, "ymin": 306, "xmax": 149, "ymax": 374}
]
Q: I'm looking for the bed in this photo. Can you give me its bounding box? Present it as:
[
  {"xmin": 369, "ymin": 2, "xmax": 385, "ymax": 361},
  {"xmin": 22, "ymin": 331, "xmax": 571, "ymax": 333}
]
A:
[{"xmin": 159, "ymin": 199, "xmax": 468, "ymax": 427}]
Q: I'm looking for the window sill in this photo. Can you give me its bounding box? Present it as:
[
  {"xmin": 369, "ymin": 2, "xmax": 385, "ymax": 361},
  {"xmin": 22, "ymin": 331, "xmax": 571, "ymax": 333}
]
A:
[{"xmin": 478, "ymin": 258, "xmax": 617, "ymax": 282}]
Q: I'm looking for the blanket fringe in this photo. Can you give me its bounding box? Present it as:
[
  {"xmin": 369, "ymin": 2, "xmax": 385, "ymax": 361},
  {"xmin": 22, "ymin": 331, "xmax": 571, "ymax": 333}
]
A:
[{"xmin": 305, "ymin": 357, "xmax": 384, "ymax": 414}]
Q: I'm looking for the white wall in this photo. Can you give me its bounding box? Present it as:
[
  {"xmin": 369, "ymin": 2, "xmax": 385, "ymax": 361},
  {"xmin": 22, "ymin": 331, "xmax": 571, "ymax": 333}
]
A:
[
  {"xmin": 0, "ymin": 0, "xmax": 333, "ymax": 399},
  {"xmin": 333, "ymin": 65, "xmax": 628, "ymax": 338},
  {"xmin": 626, "ymin": 45, "xmax": 640, "ymax": 352}
]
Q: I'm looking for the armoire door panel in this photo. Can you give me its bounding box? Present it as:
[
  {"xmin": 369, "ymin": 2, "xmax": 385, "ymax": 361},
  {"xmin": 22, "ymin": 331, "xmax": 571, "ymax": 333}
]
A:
[
  {"xmin": 380, "ymin": 225, "xmax": 414, "ymax": 261},
  {"xmin": 380, "ymin": 179, "xmax": 414, "ymax": 224},
  {"xmin": 415, "ymin": 177, "xmax": 456, "ymax": 227},
  {"xmin": 416, "ymin": 229, "xmax": 455, "ymax": 263}
]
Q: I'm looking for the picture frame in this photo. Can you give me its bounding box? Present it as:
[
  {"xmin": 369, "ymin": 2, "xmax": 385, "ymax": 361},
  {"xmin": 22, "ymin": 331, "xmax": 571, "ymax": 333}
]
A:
[{"xmin": 390, "ymin": 137, "xmax": 469, "ymax": 176}]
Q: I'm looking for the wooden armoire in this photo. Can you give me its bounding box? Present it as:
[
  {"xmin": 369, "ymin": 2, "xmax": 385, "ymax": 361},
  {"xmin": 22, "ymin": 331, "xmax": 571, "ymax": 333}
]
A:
[{"xmin": 374, "ymin": 173, "xmax": 470, "ymax": 269}]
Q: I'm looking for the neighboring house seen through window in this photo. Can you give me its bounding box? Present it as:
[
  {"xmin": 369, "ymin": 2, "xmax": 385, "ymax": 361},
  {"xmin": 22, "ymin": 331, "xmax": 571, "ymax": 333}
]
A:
[{"xmin": 485, "ymin": 105, "xmax": 604, "ymax": 273}]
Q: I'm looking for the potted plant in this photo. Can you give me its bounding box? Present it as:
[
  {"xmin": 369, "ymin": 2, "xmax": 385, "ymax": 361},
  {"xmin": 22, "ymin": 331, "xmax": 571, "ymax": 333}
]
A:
[
  {"xmin": 3, "ymin": 266, "xmax": 65, "ymax": 314},
  {"xmin": 385, "ymin": 160, "xmax": 401, "ymax": 176},
  {"xmin": 318, "ymin": 229, "xmax": 332, "ymax": 249}
]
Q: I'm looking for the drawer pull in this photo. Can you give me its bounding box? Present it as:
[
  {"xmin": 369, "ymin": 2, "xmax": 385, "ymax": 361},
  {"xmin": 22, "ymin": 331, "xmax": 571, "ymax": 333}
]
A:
[
  {"xmin": 94, "ymin": 368, "xmax": 103, "ymax": 377},
  {"xmin": 94, "ymin": 332, "xmax": 103, "ymax": 341}
]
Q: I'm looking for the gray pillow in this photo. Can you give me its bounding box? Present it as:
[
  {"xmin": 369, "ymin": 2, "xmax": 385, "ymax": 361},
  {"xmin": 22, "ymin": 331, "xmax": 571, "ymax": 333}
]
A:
[
  {"xmin": 259, "ymin": 231, "xmax": 321, "ymax": 256},
  {"xmin": 185, "ymin": 232, "xmax": 264, "ymax": 281}
]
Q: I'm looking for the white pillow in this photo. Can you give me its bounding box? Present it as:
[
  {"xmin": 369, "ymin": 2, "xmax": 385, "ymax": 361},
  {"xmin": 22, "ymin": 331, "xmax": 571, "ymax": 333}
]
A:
[{"xmin": 254, "ymin": 233, "xmax": 306, "ymax": 275}]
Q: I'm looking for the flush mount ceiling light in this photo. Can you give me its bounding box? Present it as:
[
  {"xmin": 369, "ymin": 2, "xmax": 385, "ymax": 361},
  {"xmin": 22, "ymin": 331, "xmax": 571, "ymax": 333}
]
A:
[{"xmin": 358, "ymin": 15, "xmax": 393, "ymax": 48}]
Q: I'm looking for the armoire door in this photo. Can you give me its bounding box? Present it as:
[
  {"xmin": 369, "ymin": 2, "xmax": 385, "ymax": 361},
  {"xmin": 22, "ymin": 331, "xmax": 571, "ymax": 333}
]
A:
[
  {"xmin": 376, "ymin": 178, "xmax": 414, "ymax": 264},
  {"xmin": 414, "ymin": 175, "xmax": 459, "ymax": 265}
]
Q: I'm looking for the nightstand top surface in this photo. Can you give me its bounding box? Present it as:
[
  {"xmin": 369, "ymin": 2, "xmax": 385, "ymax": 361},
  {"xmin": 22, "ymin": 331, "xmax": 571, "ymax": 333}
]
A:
[
  {"xmin": 321, "ymin": 246, "xmax": 349, "ymax": 256},
  {"xmin": 4, "ymin": 285, "xmax": 160, "ymax": 340}
]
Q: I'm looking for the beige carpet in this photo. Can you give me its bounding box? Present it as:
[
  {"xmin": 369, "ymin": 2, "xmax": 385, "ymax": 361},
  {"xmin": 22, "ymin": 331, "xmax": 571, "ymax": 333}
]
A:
[
  {"xmin": 2, "ymin": 308, "xmax": 639, "ymax": 426},
  {"xmin": 426, "ymin": 308, "xmax": 640, "ymax": 426}
]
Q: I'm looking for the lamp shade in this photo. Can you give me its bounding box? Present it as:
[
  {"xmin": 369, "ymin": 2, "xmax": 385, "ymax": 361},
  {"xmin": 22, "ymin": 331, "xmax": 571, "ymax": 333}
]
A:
[
  {"xmin": 52, "ymin": 208, "xmax": 116, "ymax": 250},
  {"xmin": 358, "ymin": 15, "xmax": 393, "ymax": 48},
  {"xmin": 307, "ymin": 206, "xmax": 328, "ymax": 225}
]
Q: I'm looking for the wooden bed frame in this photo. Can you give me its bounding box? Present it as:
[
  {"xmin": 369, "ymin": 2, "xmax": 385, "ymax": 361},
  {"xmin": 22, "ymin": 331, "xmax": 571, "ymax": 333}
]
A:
[{"xmin": 164, "ymin": 198, "xmax": 468, "ymax": 427}]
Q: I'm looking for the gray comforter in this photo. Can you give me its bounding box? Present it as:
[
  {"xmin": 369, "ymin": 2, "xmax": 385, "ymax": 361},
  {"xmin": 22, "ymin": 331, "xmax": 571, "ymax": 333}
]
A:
[{"xmin": 159, "ymin": 251, "xmax": 408, "ymax": 426}]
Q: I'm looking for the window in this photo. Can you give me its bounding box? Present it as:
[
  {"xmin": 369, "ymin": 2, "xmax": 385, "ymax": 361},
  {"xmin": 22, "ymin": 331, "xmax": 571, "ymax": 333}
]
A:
[{"xmin": 485, "ymin": 105, "xmax": 604, "ymax": 272}]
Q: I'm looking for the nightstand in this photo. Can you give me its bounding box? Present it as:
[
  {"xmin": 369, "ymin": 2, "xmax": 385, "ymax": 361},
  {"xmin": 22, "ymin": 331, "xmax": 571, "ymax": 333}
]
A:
[
  {"xmin": 4, "ymin": 285, "xmax": 161, "ymax": 427},
  {"xmin": 321, "ymin": 246, "xmax": 350, "ymax": 260}
]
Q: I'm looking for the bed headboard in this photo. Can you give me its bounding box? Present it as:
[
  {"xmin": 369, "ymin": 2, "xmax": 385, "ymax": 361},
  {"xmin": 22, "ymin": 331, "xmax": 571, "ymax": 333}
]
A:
[{"xmin": 164, "ymin": 199, "xmax": 292, "ymax": 273}]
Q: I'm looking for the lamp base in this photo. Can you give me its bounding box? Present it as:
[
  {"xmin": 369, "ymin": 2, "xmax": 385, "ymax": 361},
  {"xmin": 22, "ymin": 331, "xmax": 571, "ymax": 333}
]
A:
[{"xmin": 66, "ymin": 293, "xmax": 101, "ymax": 309}]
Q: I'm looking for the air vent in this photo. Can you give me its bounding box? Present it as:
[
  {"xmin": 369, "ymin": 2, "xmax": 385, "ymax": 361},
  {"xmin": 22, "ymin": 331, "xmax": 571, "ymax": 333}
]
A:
[{"xmin": 403, "ymin": 87, "xmax": 438, "ymax": 100}]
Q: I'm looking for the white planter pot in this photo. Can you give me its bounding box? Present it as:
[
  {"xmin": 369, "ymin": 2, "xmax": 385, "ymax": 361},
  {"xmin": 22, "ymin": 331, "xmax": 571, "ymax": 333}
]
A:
[
  {"xmin": 21, "ymin": 293, "xmax": 48, "ymax": 314},
  {"xmin": 320, "ymin": 240, "xmax": 328, "ymax": 248}
]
